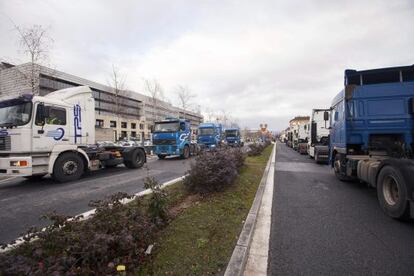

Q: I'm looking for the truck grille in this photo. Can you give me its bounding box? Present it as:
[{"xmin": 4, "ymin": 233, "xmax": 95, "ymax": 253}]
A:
[
  {"xmin": 153, "ymin": 139, "xmax": 176, "ymax": 145},
  {"xmin": 0, "ymin": 136, "xmax": 11, "ymax": 151}
]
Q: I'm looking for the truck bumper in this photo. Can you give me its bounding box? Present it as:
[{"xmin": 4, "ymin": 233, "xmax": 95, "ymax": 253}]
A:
[
  {"xmin": 153, "ymin": 145, "xmax": 179, "ymax": 156},
  {"xmin": 0, "ymin": 156, "xmax": 33, "ymax": 176}
]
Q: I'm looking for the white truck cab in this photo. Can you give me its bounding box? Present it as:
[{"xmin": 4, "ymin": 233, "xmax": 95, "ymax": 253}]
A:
[{"xmin": 0, "ymin": 86, "xmax": 146, "ymax": 182}]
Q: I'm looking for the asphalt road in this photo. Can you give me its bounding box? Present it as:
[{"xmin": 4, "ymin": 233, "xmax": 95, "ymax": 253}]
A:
[
  {"xmin": 0, "ymin": 155, "xmax": 192, "ymax": 244},
  {"xmin": 269, "ymin": 143, "xmax": 414, "ymax": 275}
]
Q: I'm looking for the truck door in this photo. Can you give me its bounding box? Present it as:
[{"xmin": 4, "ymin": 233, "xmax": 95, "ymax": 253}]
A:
[{"xmin": 32, "ymin": 103, "xmax": 70, "ymax": 152}]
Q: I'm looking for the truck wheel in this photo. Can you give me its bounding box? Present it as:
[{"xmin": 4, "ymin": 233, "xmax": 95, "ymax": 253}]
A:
[
  {"xmin": 158, "ymin": 154, "xmax": 166, "ymax": 160},
  {"xmin": 181, "ymin": 145, "xmax": 190, "ymax": 159},
  {"xmin": 52, "ymin": 152, "xmax": 84, "ymax": 183},
  {"xmin": 314, "ymin": 152, "xmax": 320, "ymax": 163},
  {"xmin": 125, "ymin": 149, "xmax": 145, "ymax": 169},
  {"xmin": 333, "ymin": 154, "xmax": 350, "ymax": 181},
  {"xmin": 377, "ymin": 165, "xmax": 409, "ymax": 219}
]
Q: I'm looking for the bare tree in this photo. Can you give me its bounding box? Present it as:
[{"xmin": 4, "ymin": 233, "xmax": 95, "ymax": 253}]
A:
[
  {"xmin": 176, "ymin": 85, "xmax": 195, "ymax": 119},
  {"xmin": 108, "ymin": 64, "xmax": 126, "ymax": 140},
  {"xmin": 143, "ymin": 78, "xmax": 164, "ymax": 123},
  {"xmin": 14, "ymin": 24, "xmax": 53, "ymax": 95}
]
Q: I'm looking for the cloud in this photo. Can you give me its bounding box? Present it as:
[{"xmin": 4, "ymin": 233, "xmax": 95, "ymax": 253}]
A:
[{"xmin": 1, "ymin": 0, "xmax": 413, "ymax": 130}]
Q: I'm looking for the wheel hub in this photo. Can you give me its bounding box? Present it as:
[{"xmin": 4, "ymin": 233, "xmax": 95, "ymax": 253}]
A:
[
  {"xmin": 63, "ymin": 160, "xmax": 78, "ymax": 175},
  {"xmin": 383, "ymin": 175, "xmax": 399, "ymax": 206}
]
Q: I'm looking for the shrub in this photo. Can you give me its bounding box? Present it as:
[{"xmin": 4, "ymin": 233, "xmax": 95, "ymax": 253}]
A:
[
  {"xmin": 0, "ymin": 193, "xmax": 156, "ymax": 275},
  {"xmin": 228, "ymin": 147, "xmax": 246, "ymax": 170},
  {"xmin": 184, "ymin": 148, "xmax": 241, "ymax": 194},
  {"xmin": 247, "ymin": 143, "xmax": 265, "ymax": 156},
  {"xmin": 144, "ymin": 176, "xmax": 168, "ymax": 224}
]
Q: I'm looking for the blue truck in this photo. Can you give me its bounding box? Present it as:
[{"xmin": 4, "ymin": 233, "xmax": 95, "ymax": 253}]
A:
[
  {"xmin": 224, "ymin": 127, "xmax": 244, "ymax": 147},
  {"xmin": 152, "ymin": 117, "xmax": 198, "ymax": 159},
  {"xmin": 329, "ymin": 65, "xmax": 414, "ymax": 219},
  {"xmin": 197, "ymin": 122, "xmax": 223, "ymax": 149}
]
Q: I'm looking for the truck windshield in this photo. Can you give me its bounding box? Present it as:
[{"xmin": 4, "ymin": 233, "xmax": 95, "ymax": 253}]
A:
[
  {"xmin": 199, "ymin": 128, "xmax": 214, "ymax": 136},
  {"xmin": 154, "ymin": 122, "xmax": 179, "ymax": 132},
  {"xmin": 225, "ymin": 130, "xmax": 238, "ymax": 137},
  {"xmin": 0, "ymin": 101, "xmax": 32, "ymax": 127}
]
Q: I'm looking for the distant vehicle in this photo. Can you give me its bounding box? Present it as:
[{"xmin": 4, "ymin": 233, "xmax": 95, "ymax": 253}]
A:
[
  {"xmin": 329, "ymin": 65, "xmax": 414, "ymax": 219},
  {"xmin": 297, "ymin": 123, "xmax": 309, "ymax": 154},
  {"xmin": 197, "ymin": 122, "xmax": 223, "ymax": 149},
  {"xmin": 308, "ymin": 109, "xmax": 330, "ymax": 163},
  {"xmin": 0, "ymin": 86, "xmax": 146, "ymax": 182},
  {"xmin": 152, "ymin": 117, "xmax": 198, "ymax": 159},
  {"xmin": 286, "ymin": 128, "xmax": 293, "ymax": 148},
  {"xmin": 224, "ymin": 127, "xmax": 243, "ymax": 147},
  {"xmin": 143, "ymin": 139, "xmax": 152, "ymax": 147}
]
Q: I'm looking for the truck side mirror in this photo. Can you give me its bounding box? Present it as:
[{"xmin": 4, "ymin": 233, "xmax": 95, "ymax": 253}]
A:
[{"xmin": 323, "ymin": 111, "xmax": 329, "ymax": 121}]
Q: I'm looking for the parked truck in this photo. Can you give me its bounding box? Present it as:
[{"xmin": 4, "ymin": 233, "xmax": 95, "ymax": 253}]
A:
[
  {"xmin": 152, "ymin": 117, "xmax": 198, "ymax": 159},
  {"xmin": 197, "ymin": 122, "xmax": 223, "ymax": 149},
  {"xmin": 0, "ymin": 86, "xmax": 146, "ymax": 182},
  {"xmin": 329, "ymin": 65, "xmax": 414, "ymax": 219},
  {"xmin": 308, "ymin": 109, "xmax": 330, "ymax": 163},
  {"xmin": 297, "ymin": 123, "xmax": 309, "ymax": 154},
  {"xmin": 224, "ymin": 127, "xmax": 243, "ymax": 147}
]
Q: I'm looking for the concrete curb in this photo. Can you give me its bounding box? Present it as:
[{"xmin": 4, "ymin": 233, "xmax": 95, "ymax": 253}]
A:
[
  {"xmin": 0, "ymin": 175, "xmax": 187, "ymax": 254},
  {"xmin": 224, "ymin": 143, "xmax": 276, "ymax": 276}
]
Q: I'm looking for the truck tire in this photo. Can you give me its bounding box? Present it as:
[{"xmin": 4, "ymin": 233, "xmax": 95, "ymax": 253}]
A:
[
  {"xmin": 52, "ymin": 152, "xmax": 84, "ymax": 183},
  {"xmin": 314, "ymin": 151, "xmax": 320, "ymax": 163},
  {"xmin": 157, "ymin": 154, "xmax": 166, "ymax": 160},
  {"xmin": 333, "ymin": 154, "xmax": 351, "ymax": 181},
  {"xmin": 377, "ymin": 165, "xmax": 409, "ymax": 220},
  {"xmin": 181, "ymin": 145, "xmax": 190, "ymax": 159},
  {"xmin": 124, "ymin": 149, "xmax": 145, "ymax": 169}
]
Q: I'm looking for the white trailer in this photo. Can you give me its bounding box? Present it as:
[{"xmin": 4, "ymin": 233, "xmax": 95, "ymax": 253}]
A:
[{"xmin": 0, "ymin": 86, "xmax": 146, "ymax": 182}]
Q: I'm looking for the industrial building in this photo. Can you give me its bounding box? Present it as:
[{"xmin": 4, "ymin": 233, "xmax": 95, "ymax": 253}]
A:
[{"xmin": 0, "ymin": 62, "xmax": 203, "ymax": 141}]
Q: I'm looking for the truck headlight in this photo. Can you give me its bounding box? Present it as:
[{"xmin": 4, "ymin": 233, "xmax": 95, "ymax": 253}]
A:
[{"xmin": 10, "ymin": 160, "xmax": 28, "ymax": 167}]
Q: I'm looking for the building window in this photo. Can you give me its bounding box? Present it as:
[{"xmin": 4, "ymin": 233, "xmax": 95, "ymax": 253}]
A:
[
  {"xmin": 131, "ymin": 123, "xmax": 136, "ymax": 129},
  {"xmin": 110, "ymin": 121, "xmax": 117, "ymax": 128},
  {"xmin": 121, "ymin": 131, "xmax": 127, "ymax": 138},
  {"xmin": 140, "ymin": 123, "xmax": 144, "ymax": 130},
  {"xmin": 95, "ymin": 119, "xmax": 104, "ymax": 127},
  {"xmin": 131, "ymin": 131, "xmax": 136, "ymax": 137},
  {"xmin": 121, "ymin": 122, "xmax": 127, "ymax": 128}
]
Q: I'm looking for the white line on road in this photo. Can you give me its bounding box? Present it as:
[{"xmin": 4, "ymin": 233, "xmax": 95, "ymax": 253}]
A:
[{"xmin": 244, "ymin": 143, "xmax": 277, "ymax": 275}]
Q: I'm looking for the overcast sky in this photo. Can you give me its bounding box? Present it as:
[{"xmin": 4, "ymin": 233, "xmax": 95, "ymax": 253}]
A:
[{"xmin": 1, "ymin": 0, "xmax": 413, "ymax": 130}]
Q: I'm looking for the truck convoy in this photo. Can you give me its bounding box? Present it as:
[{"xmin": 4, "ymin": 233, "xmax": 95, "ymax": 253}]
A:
[
  {"xmin": 224, "ymin": 127, "xmax": 243, "ymax": 147},
  {"xmin": 308, "ymin": 108, "xmax": 330, "ymax": 163},
  {"xmin": 0, "ymin": 86, "xmax": 146, "ymax": 182},
  {"xmin": 152, "ymin": 117, "xmax": 198, "ymax": 159},
  {"xmin": 329, "ymin": 65, "xmax": 414, "ymax": 219},
  {"xmin": 197, "ymin": 122, "xmax": 223, "ymax": 149}
]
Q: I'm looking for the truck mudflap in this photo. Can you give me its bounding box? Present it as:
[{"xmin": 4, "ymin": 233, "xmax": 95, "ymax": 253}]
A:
[{"xmin": 376, "ymin": 158, "xmax": 414, "ymax": 201}]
